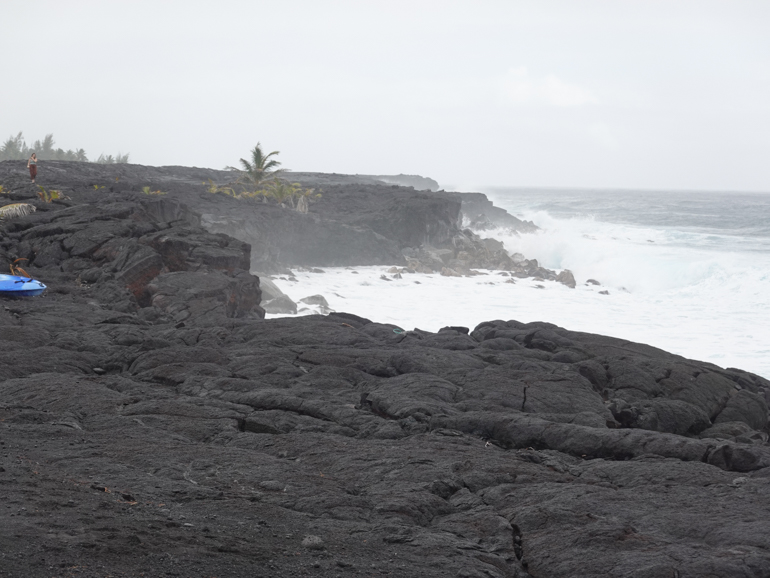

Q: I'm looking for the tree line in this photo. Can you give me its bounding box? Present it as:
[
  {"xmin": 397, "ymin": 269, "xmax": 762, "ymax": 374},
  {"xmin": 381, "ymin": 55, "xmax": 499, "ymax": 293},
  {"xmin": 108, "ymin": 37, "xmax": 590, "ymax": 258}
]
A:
[{"xmin": 0, "ymin": 133, "xmax": 129, "ymax": 164}]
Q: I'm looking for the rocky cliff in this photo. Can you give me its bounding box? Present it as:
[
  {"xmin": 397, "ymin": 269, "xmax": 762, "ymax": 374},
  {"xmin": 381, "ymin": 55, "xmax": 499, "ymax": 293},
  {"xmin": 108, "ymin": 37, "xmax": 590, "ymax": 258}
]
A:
[
  {"xmin": 198, "ymin": 181, "xmax": 462, "ymax": 272},
  {"xmin": 446, "ymin": 191, "xmax": 539, "ymax": 233},
  {"xmin": 2, "ymin": 161, "xmax": 547, "ymax": 280},
  {"xmin": 1, "ymin": 160, "xmax": 769, "ymax": 577},
  {"xmin": 1, "ymin": 162, "xmax": 461, "ymax": 273}
]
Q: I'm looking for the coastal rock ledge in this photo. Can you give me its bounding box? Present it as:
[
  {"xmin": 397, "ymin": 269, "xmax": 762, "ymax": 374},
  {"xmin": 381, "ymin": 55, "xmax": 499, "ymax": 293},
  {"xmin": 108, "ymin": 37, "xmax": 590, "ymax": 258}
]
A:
[{"xmin": 1, "ymin": 160, "xmax": 769, "ymax": 578}]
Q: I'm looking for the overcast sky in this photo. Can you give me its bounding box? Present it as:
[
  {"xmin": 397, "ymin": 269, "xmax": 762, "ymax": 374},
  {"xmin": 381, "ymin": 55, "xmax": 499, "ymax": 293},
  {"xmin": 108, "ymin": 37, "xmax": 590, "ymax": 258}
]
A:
[{"xmin": 2, "ymin": 0, "xmax": 769, "ymax": 191}]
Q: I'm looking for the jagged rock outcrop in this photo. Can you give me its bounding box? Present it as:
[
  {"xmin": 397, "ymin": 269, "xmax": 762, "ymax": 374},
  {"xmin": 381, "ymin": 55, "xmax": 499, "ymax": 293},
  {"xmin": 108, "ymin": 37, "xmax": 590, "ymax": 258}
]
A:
[
  {"xmin": 0, "ymin": 164, "xmax": 264, "ymax": 323},
  {"xmin": 445, "ymin": 191, "xmax": 539, "ymax": 234},
  {"xmin": 400, "ymin": 229, "xmax": 576, "ymax": 286}
]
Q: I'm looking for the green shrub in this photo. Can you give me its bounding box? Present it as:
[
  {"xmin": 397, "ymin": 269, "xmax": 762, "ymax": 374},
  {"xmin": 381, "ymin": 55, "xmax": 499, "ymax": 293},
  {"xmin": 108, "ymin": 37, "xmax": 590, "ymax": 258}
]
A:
[
  {"xmin": 37, "ymin": 186, "xmax": 64, "ymax": 203},
  {"xmin": 204, "ymin": 180, "xmax": 239, "ymax": 198}
]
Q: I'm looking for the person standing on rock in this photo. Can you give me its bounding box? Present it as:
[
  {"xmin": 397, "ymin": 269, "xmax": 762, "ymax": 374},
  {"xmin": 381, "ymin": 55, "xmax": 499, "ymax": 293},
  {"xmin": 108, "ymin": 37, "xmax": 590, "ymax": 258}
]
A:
[{"xmin": 27, "ymin": 152, "xmax": 37, "ymax": 183}]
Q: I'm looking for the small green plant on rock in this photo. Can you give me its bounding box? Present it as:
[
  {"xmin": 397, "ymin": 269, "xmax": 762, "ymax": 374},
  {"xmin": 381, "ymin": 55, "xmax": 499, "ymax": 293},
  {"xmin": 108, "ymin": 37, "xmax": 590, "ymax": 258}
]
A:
[
  {"xmin": 264, "ymin": 180, "xmax": 299, "ymax": 208},
  {"xmin": 204, "ymin": 180, "xmax": 238, "ymax": 198},
  {"xmin": 262, "ymin": 180, "xmax": 320, "ymax": 211},
  {"xmin": 93, "ymin": 185, "xmax": 106, "ymax": 191},
  {"xmin": 37, "ymin": 186, "xmax": 64, "ymax": 203},
  {"xmin": 201, "ymin": 172, "xmax": 319, "ymax": 212},
  {"xmin": 241, "ymin": 188, "xmax": 271, "ymax": 203},
  {"xmin": 295, "ymin": 188, "xmax": 322, "ymax": 214}
]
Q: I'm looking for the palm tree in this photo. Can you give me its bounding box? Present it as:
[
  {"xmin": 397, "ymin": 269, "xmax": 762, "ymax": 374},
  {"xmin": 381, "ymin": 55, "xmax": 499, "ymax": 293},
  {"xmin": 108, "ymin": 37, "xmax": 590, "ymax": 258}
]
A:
[{"xmin": 238, "ymin": 143, "xmax": 282, "ymax": 187}]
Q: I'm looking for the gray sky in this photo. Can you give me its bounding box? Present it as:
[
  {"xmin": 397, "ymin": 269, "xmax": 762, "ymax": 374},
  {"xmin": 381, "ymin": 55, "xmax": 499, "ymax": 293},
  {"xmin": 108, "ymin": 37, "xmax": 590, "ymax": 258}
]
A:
[{"xmin": 2, "ymin": 0, "xmax": 769, "ymax": 191}]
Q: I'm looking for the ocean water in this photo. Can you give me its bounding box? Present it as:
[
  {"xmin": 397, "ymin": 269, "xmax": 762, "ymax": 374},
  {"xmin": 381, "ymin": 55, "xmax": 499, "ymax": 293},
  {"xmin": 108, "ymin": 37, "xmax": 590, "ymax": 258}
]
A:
[{"xmin": 266, "ymin": 188, "xmax": 770, "ymax": 379}]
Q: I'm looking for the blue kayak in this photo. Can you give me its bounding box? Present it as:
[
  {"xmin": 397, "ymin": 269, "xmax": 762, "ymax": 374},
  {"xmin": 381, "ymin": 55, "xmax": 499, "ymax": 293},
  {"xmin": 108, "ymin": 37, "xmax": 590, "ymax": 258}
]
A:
[{"xmin": 0, "ymin": 274, "xmax": 47, "ymax": 297}]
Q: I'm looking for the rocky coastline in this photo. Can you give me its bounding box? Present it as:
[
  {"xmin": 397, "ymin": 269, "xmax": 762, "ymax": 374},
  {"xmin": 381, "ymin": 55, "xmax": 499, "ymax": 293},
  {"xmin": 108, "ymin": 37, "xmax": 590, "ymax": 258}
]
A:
[{"xmin": 1, "ymin": 160, "xmax": 769, "ymax": 577}]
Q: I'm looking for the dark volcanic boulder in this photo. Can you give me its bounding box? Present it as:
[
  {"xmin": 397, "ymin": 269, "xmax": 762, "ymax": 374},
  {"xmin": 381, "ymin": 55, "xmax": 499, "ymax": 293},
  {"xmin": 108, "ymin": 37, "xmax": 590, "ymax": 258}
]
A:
[
  {"xmin": 262, "ymin": 293, "xmax": 298, "ymax": 314},
  {"xmin": 144, "ymin": 228, "xmax": 251, "ymax": 272},
  {"xmin": 299, "ymin": 294, "xmax": 330, "ymax": 307},
  {"xmin": 609, "ymin": 397, "xmax": 711, "ymax": 435},
  {"xmin": 556, "ymin": 269, "xmax": 576, "ymax": 288},
  {"xmin": 113, "ymin": 243, "xmax": 165, "ymax": 300},
  {"xmin": 714, "ymin": 389, "xmax": 769, "ymax": 430},
  {"xmin": 147, "ymin": 270, "xmax": 263, "ymax": 323},
  {"xmin": 257, "ymin": 276, "xmax": 287, "ymax": 301}
]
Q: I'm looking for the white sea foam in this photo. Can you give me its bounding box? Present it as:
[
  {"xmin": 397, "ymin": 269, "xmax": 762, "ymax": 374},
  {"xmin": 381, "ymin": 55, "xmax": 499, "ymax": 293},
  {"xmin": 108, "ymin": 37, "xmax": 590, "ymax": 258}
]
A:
[
  {"xmin": 265, "ymin": 258, "xmax": 770, "ymax": 379},
  {"xmin": 489, "ymin": 211, "xmax": 768, "ymax": 294},
  {"xmin": 265, "ymin": 189, "xmax": 770, "ymax": 379}
]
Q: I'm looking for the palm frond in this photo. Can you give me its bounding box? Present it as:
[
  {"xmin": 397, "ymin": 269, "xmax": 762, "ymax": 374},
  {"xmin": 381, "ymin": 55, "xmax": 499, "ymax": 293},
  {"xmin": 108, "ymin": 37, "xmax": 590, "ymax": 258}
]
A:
[
  {"xmin": 239, "ymin": 158, "xmax": 254, "ymax": 173},
  {"xmin": 0, "ymin": 203, "xmax": 36, "ymax": 219},
  {"xmin": 263, "ymin": 151, "xmax": 281, "ymax": 167}
]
